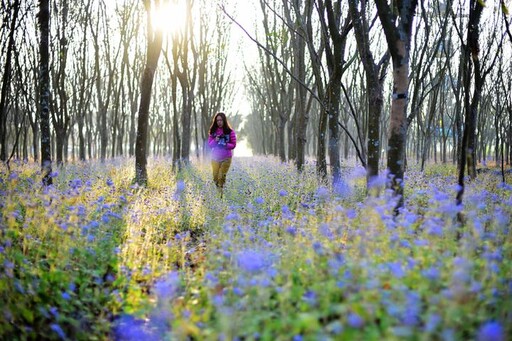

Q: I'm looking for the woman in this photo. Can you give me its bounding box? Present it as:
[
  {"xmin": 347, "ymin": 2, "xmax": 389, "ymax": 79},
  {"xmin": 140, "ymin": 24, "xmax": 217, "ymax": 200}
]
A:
[{"xmin": 208, "ymin": 112, "xmax": 236, "ymax": 197}]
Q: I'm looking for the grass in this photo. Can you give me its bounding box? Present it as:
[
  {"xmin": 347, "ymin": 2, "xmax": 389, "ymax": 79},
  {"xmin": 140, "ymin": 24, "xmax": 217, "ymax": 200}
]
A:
[{"xmin": 0, "ymin": 156, "xmax": 511, "ymax": 340}]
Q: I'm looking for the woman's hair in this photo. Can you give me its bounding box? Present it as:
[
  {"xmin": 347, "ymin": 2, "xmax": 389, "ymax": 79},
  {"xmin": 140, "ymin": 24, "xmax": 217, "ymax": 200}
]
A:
[{"xmin": 209, "ymin": 112, "xmax": 233, "ymax": 136}]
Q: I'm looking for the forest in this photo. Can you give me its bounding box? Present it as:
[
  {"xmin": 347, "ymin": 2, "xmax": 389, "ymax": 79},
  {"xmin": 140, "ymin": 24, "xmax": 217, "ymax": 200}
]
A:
[{"xmin": 0, "ymin": 0, "xmax": 511, "ymax": 340}]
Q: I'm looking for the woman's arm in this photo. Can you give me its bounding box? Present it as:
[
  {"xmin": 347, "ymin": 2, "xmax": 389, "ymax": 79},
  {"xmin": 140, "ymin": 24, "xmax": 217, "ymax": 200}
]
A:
[
  {"xmin": 226, "ymin": 130, "xmax": 237, "ymax": 150},
  {"xmin": 208, "ymin": 134, "xmax": 217, "ymax": 148}
]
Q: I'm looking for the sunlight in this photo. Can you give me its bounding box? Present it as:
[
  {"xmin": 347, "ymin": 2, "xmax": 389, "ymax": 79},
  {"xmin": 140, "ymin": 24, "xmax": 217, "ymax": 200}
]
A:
[{"xmin": 150, "ymin": 0, "xmax": 187, "ymax": 34}]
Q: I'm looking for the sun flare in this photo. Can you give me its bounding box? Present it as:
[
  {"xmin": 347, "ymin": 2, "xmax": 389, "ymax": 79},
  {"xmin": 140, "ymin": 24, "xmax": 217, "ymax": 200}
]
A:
[{"xmin": 150, "ymin": 1, "xmax": 187, "ymax": 34}]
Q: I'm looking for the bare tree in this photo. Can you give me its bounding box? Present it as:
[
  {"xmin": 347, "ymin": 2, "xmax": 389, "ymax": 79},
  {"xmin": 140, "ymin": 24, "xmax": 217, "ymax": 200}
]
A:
[
  {"xmin": 375, "ymin": 0, "xmax": 418, "ymax": 213},
  {"xmin": 348, "ymin": 0, "xmax": 389, "ymax": 186},
  {"xmin": 38, "ymin": 0, "xmax": 52, "ymax": 186},
  {"xmin": 456, "ymin": 0, "xmax": 503, "ymax": 210},
  {"xmin": 0, "ymin": 0, "xmax": 21, "ymax": 162},
  {"xmin": 134, "ymin": 0, "xmax": 163, "ymax": 185}
]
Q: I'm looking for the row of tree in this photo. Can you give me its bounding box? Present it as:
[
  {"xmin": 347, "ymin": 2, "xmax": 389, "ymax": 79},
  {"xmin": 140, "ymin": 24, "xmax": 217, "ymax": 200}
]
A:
[{"xmin": 0, "ymin": 0, "xmax": 511, "ymax": 210}]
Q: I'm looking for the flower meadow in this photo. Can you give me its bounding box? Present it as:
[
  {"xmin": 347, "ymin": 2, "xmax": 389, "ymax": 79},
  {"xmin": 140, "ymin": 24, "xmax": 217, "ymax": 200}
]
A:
[{"xmin": 0, "ymin": 156, "xmax": 511, "ymax": 340}]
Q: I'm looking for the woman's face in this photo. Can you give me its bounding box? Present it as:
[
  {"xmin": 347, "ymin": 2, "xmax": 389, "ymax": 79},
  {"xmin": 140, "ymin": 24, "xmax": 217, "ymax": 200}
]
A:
[{"xmin": 216, "ymin": 115, "xmax": 224, "ymax": 128}]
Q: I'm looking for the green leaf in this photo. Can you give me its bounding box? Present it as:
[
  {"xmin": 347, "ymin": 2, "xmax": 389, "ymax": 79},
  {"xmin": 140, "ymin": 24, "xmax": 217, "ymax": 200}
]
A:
[{"xmin": 21, "ymin": 308, "xmax": 34, "ymax": 323}]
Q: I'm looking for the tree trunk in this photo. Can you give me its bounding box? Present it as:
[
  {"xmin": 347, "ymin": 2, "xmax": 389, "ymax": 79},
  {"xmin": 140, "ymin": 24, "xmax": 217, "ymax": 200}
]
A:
[
  {"xmin": 375, "ymin": 0, "xmax": 418, "ymax": 214},
  {"xmin": 134, "ymin": 5, "xmax": 163, "ymax": 185},
  {"xmin": 348, "ymin": 0, "xmax": 389, "ymax": 187},
  {"xmin": 457, "ymin": 0, "xmax": 484, "ymax": 214},
  {"xmin": 0, "ymin": 0, "xmax": 21, "ymax": 162},
  {"xmin": 38, "ymin": 0, "xmax": 52, "ymax": 186}
]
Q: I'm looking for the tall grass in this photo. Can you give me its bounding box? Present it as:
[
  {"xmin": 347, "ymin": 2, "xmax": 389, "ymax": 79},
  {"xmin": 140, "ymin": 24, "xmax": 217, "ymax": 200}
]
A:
[{"xmin": 1, "ymin": 157, "xmax": 510, "ymax": 340}]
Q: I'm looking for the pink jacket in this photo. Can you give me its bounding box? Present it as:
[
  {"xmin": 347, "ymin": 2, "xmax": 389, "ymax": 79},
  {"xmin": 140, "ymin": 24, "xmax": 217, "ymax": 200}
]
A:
[{"xmin": 208, "ymin": 128, "xmax": 236, "ymax": 161}]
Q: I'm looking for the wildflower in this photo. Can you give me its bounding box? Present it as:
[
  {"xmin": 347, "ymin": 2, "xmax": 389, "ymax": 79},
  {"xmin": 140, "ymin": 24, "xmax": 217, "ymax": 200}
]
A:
[
  {"xmin": 114, "ymin": 314, "xmax": 155, "ymax": 341},
  {"xmin": 237, "ymin": 249, "xmax": 267, "ymax": 274},
  {"xmin": 422, "ymin": 267, "xmax": 440, "ymax": 281},
  {"xmin": 388, "ymin": 262, "xmax": 405, "ymax": 278},
  {"xmin": 233, "ymin": 287, "xmax": 244, "ymax": 296},
  {"xmin": 153, "ymin": 271, "xmax": 180, "ymax": 301},
  {"xmin": 347, "ymin": 313, "xmax": 364, "ymax": 328},
  {"xmin": 50, "ymin": 323, "xmax": 66, "ymax": 340},
  {"xmin": 346, "ymin": 209, "xmax": 357, "ymax": 219},
  {"xmin": 255, "ymin": 196, "xmax": 264, "ymax": 205},
  {"xmin": 285, "ymin": 226, "xmax": 297, "ymax": 236},
  {"xmin": 279, "ymin": 189, "xmax": 288, "ymax": 197},
  {"xmin": 424, "ymin": 313, "xmax": 441, "ymax": 333},
  {"xmin": 477, "ymin": 321, "xmax": 504, "ymax": 341},
  {"xmin": 316, "ymin": 186, "xmax": 330, "ymax": 201},
  {"xmin": 414, "ymin": 239, "xmax": 429, "ymax": 247},
  {"xmin": 302, "ymin": 290, "xmax": 317, "ymax": 306},
  {"xmin": 69, "ymin": 178, "xmax": 82, "ymax": 189},
  {"xmin": 312, "ymin": 241, "xmax": 323, "ymax": 255},
  {"xmin": 318, "ymin": 223, "xmax": 333, "ymax": 239}
]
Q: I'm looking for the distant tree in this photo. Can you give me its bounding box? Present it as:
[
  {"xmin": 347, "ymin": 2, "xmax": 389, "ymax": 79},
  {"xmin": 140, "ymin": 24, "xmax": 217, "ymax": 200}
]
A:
[
  {"xmin": 348, "ymin": 0, "xmax": 389, "ymax": 186},
  {"xmin": 456, "ymin": 0, "xmax": 504, "ymax": 209},
  {"xmin": 134, "ymin": 0, "xmax": 163, "ymax": 185},
  {"xmin": 38, "ymin": 0, "xmax": 52, "ymax": 186},
  {"xmin": 0, "ymin": 0, "xmax": 21, "ymax": 162},
  {"xmin": 50, "ymin": 0, "xmax": 73, "ymax": 165},
  {"xmin": 283, "ymin": 0, "xmax": 314, "ymax": 172}
]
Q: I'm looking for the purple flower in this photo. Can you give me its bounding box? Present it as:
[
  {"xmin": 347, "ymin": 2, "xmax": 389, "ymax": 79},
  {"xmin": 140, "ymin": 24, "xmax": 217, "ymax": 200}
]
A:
[
  {"xmin": 347, "ymin": 313, "xmax": 364, "ymax": 328},
  {"xmin": 346, "ymin": 209, "xmax": 357, "ymax": 219},
  {"xmin": 477, "ymin": 321, "xmax": 504, "ymax": 341},
  {"xmin": 285, "ymin": 226, "xmax": 297, "ymax": 236},
  {"xmin": 50, "ymin": 323, "xmax": 66, "ymax": 339},
  {"xmin": 302, "ymin": 290, "xmax": 317, "ymax": 306},
  {"xmin": 316, "ymin": 186, "xmax": 330, "ymax": 200},
  {"xmin": 237, "ymin": 250, "xmax": 267, "ymax": 273},
  {"xmin": 422, "ymin": 267, "xmax": 440, "ymax": 281},
  {"xmin": 388, "ymin": 262, "xmax": 405, "ymax": 278},
  {"xmin": 279, "ymin": 189, "xmax": 288, "ymax": 197},
  {"xmin": 114, "ymin": 314, "xmax": 156, "ymax": 341},
  {"xmin": 424, "ymin": 313, "xmax": 441, "ymax": 333},
  {"xmin": 312, "ymin": 241, "xmax": 323, "ymax": 255},
  {"xmin": 153, "ymin": 271, "xmax": 180, "ymax": 301}
]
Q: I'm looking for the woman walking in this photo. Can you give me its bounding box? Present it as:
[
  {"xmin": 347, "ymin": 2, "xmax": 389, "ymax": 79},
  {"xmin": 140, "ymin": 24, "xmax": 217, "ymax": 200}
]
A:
[{"xmin": 208, "ymin": 112, "xmax": 236, "ymax": 197}]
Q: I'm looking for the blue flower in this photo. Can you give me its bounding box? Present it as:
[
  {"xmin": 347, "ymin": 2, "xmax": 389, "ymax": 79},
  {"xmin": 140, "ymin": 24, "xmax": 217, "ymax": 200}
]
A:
[
  {"xmin": 347, "ymin": 313, "xmax": 364, "ymax": 328},
  {"xmin": 388, "ymin": 262, "xmax": 405, "ymax": 278},
  {"xmin": 346, "ymin": 209, "xmax": 357, "ymax": 219},
  {"xmin": 285, "ymin": 226, "xmax": 297, "ymax": 236},
  {"xmin": 302, "ymin": 290, "xmax": 317, "ymax": 306},
  {"xmin": 422, "ymin": 267, "xmax": 440, "ymax": 281},
  {"xmin": 113, "ymin": 314, "xmax": 155, "ymax": 341},
  {"xmin": 477, "ymin": 321, "xmax": 504, "ymax": 341},
  {"xmin": 237, "ymin": 249, "xmax": 269, "ymax": 274},
  {"xmin": 153, "ymin": 271, "xmax": 180, "ymax": 301},
  {"xmin": 50, "ymin": 323, "xmax": 66, "ymax": 340}
]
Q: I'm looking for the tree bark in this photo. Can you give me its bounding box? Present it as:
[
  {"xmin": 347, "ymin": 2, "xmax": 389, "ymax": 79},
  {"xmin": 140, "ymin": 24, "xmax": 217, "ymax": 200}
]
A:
[
  {"xmin": 457, "ymin": 0, "xmax": 484, "ymax": 208},
  {"xmin": 0, "ymin": 0, "xmax": 21, "ymax": 162},
  {"xmin": 348, "ymin": 0, "xmax": 389, "ymax": 187},
  {"xmin": 375, "ymin": 0, "xmax": 418, "ymax": 213},
  {"xmin": 134, "ymin": 2, "xmax": 163, "ymax": 185},
  {"xmin": 38, "ymin": 0, "xmax": 52, "ymax": 186}
]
